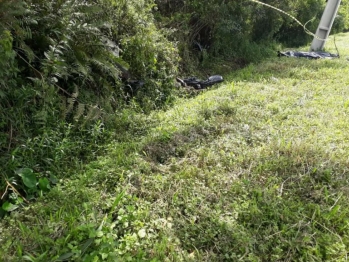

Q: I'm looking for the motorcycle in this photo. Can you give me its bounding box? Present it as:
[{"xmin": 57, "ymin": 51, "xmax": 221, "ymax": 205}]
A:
[{"xmin": 176, "ymin": 75, "xmax": 224, "ymax": 90}]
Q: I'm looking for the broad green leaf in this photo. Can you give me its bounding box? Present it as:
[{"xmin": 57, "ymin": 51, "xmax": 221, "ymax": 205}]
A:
[
  {"xmin": 2, "ymin": 201, "xmax": 18, "ymax": 212},
  {"xmin": 15, "ymin": 168, "xmax": 33, "ymax": 176},
  {"xmin": 22, "ymin": 173, "xmax": 37, "ymax": 188},
  {"xmin": 16, "ymin": 168, "xmax": 37, "ymax": 188},
  {"xmin": 39, "ymin": 178, "xmax": 51, "ymax": 191},
  {"xmin": 49, "ymin": 174, "xmax": 58, "ymax": 184}
]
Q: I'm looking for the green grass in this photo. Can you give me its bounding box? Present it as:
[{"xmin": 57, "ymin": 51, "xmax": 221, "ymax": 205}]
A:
[{"xmin": 1, "ymin": 33, "xmax": 349, "ymax": 261}]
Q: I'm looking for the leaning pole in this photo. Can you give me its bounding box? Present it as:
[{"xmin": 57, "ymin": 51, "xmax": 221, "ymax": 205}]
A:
[{"xmin": 310, "ymin": 0, "xmax": 342, "ymax": 51}]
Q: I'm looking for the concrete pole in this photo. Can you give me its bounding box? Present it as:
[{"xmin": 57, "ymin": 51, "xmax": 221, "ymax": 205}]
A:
[{"xmin": 310, "ymin": 0, "xmax": 342, "ymax": 51}]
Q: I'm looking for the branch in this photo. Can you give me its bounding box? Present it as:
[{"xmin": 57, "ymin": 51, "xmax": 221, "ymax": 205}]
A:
[
  {"xmin": 1, "ymin": 174, "xmax": 29, "ymax": 204},
  {"xmin": 1, "ymin": 185, "xmax": 9, "ymax": 200}
]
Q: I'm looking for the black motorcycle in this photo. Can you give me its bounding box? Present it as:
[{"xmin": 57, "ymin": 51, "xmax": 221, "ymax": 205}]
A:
[{"xmin": 176, "ymin": 75, "xmax": 224, "ymax": 90}]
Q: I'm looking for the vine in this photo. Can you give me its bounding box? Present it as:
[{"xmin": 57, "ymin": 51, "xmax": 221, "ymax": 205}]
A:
[{"xmin": 249, "ymin": 0, "xmax": 325, "ymax": 41}]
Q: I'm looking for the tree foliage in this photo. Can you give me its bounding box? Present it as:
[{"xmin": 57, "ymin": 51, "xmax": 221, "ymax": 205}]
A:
[{"xmin": 155, "ymin": 0, "xmax": 349, "ymax": 67}]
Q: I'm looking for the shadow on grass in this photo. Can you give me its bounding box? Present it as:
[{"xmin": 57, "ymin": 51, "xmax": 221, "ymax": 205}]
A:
[
  {"xmin": 165, "ymin": 141, "xmax": 349, "ymax": 261},
  {"xmin": 138, "ymin": 115, "xmax": 349, "ymax": 261},
  {"xmin": 140, "ymin": 93, "xmax": 238, "ymax": 165}
]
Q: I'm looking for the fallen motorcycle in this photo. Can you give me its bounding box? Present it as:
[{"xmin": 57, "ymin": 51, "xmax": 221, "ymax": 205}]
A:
[{"xmin": 176, "ymin": 75, "xmax": 224, "ymax": 90}]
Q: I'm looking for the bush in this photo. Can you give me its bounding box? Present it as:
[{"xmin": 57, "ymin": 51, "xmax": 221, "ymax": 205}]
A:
[
  {"xmin": 105, "ymin": 0, "xmax": 179, "ymax": 110},
  {"xmin": 155, "ymin": 0, "xmax": 349, "ymax": 65},
  {"xmin": 0, "ymin": 0, "xmax": 179, "ymax": 214}
]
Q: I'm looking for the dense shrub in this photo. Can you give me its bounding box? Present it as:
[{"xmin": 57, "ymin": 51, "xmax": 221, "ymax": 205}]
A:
[
  {"xmin": 0, "ymin": 0, "xmax": 178, "ymax": 213},
  {"xmin": 155, "ymin": 0, "xmax": 349, "ymax": 67},
  {"xmin": 104, "ymin": 0, "xmax": 179, "ymax": 110}
]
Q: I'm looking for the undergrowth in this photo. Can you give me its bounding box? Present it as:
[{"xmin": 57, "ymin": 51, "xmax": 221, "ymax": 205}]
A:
[{"xmin": 0, "ymin": 0, "xmax": 178, "ymax": 214}]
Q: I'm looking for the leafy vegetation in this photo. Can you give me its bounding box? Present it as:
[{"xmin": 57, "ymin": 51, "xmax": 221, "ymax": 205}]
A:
[
  {"xmin": 1, "ymin": 0, "xmax": 349, "ymax": 260},
  {"xmin": 0, "ymin": 0, "xmax": 178, "ymax": 214},
  {"xmin": 1, "ymin": 31, "xmax": 349, "ymax": 260},
  {"xmin": 155, "ymin": 0, "xmax": 349, "ymax": 69}
]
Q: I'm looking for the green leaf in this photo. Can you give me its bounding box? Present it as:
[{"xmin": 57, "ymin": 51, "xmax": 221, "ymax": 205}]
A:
[
  {"xmin": 2, "ymin": 201, "xmax": 19, "ymax": 212},
  {"xmin": 16, "ymin": 168, "xmax": 37, "ymax": 188},
  {"xmin": 80, "ymin": 238, "xmax": 94, "ymax": 256},
  {"xmin": 56, "ymin": 252, "xmax": 74, "ymax": 261},
  {"xmin": 49, "ymin": 174, "xmax": 58, "ymax": 184},
  {"xmin": 16, "ymin": 197, "xmax": 24, "ymax": 205},
  {"xmin": 38, "ymin": 178, "xmax": 51, "ymax": 191},
  {"xmin": 15, "ymin": 167, "xmax": 32, "ymax": 176},
  {"xmin": 109, "ymin": 191, "xmax": 125, "ymax": 215},
  {"xmin": 96, "ymin": 230, "xmax": 104, "ymax": 237},
  {"xmin": 22, "ymin": 255, "xmax": 36, "ymax": 262}
]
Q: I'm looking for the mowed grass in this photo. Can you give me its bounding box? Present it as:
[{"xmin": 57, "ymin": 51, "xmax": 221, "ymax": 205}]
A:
[{"xmin": 1, "ymin": 33, "xmax": 349, "ymax": 261}]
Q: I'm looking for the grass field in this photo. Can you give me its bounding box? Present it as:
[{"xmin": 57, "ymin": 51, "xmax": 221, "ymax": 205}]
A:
[{"xmin": 1, "ymin": 33, "xmax": 349, "ymax": 261}]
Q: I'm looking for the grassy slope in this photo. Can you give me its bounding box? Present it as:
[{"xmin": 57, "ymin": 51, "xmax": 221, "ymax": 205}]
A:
[{"xmin": 1, "ymin": 33, "xmax": 349, "ymax": 261}]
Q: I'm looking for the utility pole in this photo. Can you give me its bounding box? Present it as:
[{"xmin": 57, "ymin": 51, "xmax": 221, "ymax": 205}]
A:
[{"xmin": 310, "ymin": 0, "xmax": 342, "ymax": 51}]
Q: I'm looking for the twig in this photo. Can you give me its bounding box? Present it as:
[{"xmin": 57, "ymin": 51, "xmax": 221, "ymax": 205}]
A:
[
  {"xmin": 334, "ymin": 35, "xmax": 340, "ymax": 58},
  {"xmin": 304, "ymin": 213, "xmax": 348, "ymax": 261},
  {"xmin": 315, "ymin": 220, "xmax": 347, "ymax": 261},
  {"xmin": 238, "ymin": 250, "xmax": 249, "ymax": 261},
  {"xmin": 329, "ymin": 193, "xmax": 343, "ymax": 211},
  {"xmin": 1, "ymin": 185, "xmax": 9, "ymax": 200},
  {"xmin": 266, "ymin": 222, "xmax": 299, "ymax": 240},
  {"xmin": 278, "ymin": 177, "xmax": 291, "ymax": 197},
  {"xmin": 2, "ymin": 175, "xmax": 29, "ymax": 204}
]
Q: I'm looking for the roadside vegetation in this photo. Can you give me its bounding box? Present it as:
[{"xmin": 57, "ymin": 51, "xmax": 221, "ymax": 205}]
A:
[
  {"xmin": 1, "ymin": 32, "xmax": 349, "ymax": 261},
  {"xmin": 1, "ymin": 0, "xmax": 349, "ymax": 261}
]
